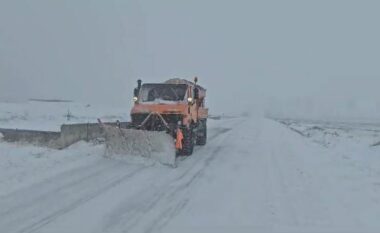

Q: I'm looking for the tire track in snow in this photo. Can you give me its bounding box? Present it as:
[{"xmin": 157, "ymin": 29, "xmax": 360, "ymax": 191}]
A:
[
  {"xmin": 102, "ymin": 119, "xmax": 244, "ymax": 233},
  {"xmin": 144, "ymin": 143, "xmax": 230, "ymax": 233},
  {"xmin": 103, "ymin": 144, "xmax": 229, "ymax": 233},
  {"xmin": 0, "ymin": 162, "xmax": 151, "ymax": 233},
  {"xmin": 22, "ymin": 166, "xmax": 149, "ymax": 233},
  {"xmin": 143, "ymin": 120, "xmax": 246, "ymax": 232},
  {"xmin": 0, "ymin": 159, "xmax": 114, "ymax": 217}
]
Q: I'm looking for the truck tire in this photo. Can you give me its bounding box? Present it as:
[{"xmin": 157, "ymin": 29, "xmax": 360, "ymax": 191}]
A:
[
  {"xmin": 180, "ymin": 127, "xmax": 194, "ymax": 156},
  {"xmin": 196, "ymin": 120, "xmax": 207, "ymax": 146}
]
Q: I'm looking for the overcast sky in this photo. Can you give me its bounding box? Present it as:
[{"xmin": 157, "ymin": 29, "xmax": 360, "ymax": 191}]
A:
[{"xmin": 1, "ymin": 0, "xmax": 380, "ymax": 118}]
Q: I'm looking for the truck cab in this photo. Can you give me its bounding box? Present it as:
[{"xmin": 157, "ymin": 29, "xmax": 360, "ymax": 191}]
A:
[{"xmin": 130, "ymin": 78, "xmax": 208, "ymax": 155}]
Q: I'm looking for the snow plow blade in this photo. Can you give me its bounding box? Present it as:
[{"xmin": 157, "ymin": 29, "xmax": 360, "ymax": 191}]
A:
[{"xmin": 98, "ymin": 120, "xmax": 176, "ymax": 166}]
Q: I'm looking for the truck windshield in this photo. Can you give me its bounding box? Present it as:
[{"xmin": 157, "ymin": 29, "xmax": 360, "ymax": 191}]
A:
[{"xmin": 140, "ymin": 84, "xmax": 187, "ymax": 102}]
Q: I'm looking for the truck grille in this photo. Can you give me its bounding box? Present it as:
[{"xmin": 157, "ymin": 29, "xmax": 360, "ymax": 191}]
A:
[{"xmin": 131, "ymin": 113, "xmax": 182, "ymax": 131}]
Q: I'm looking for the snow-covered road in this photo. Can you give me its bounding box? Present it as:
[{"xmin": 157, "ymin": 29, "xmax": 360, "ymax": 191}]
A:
[{"xmin": 1, "ymin": 117, "xmax": 380, "ymax": 233}]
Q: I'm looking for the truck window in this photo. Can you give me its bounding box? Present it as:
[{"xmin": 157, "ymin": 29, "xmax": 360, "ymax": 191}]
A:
[{"xmin": 140, "ymin": 84, "xmax": 187, "ymax": 102}]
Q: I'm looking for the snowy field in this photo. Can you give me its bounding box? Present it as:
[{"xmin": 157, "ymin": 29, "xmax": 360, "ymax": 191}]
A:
[
  {"xmin": 1, "ymin": 102, "xmax": 380, "ymax": 233},
  {"xmin": 0, "ymin": 100, "xmax": 129, "ymax": 131}
]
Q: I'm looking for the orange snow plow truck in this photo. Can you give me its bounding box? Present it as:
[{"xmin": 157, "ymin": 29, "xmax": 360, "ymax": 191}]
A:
[{"xmin": 99, "ymin": 78, "xmax": 208, "ymax": 166}]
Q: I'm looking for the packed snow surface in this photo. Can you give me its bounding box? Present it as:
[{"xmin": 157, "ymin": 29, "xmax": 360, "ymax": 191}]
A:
[{"xmin": 1, "ymin": 102, "xmax": 380, "ymax": 233}]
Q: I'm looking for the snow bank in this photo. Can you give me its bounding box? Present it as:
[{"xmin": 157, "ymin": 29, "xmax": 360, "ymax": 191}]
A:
[{"xmin": 278, "ymin": 118, "xmax": 380, "ymax": 148}]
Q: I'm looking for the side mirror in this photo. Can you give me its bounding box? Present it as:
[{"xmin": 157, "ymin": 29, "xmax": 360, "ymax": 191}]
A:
[
  {"xmin": 134, "ymin": 88, "xmax": 139, "ymax": 98},
  {"xmin": 194, "ymin": 88, "xmax": 199, "ymax": 100},
  {"xmin": 134, "ymin": 79, "xmax": 142, "ymax": 98},
  {"xmin": 133, "ymin": 86, "xmax": 140, "ymax": 103}
]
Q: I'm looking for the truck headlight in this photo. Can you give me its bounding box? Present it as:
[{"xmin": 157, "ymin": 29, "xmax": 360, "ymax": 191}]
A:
[
  {"xmin": 187, "ymin": 97, "xmax": 193, "ymax": 103},
  {"xmin": 133, "ymin": 97, "xmax": 138, "ymax": 102}
]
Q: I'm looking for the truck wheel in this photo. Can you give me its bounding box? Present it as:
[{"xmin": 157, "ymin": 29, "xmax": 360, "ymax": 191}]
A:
[
  {"xmin": 181, "ymin": 127, "xmax": 194, "ymax": 156},
  {"xmin": 196, "ymin": 120, "xmax": 207, "ymax": 146}
]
